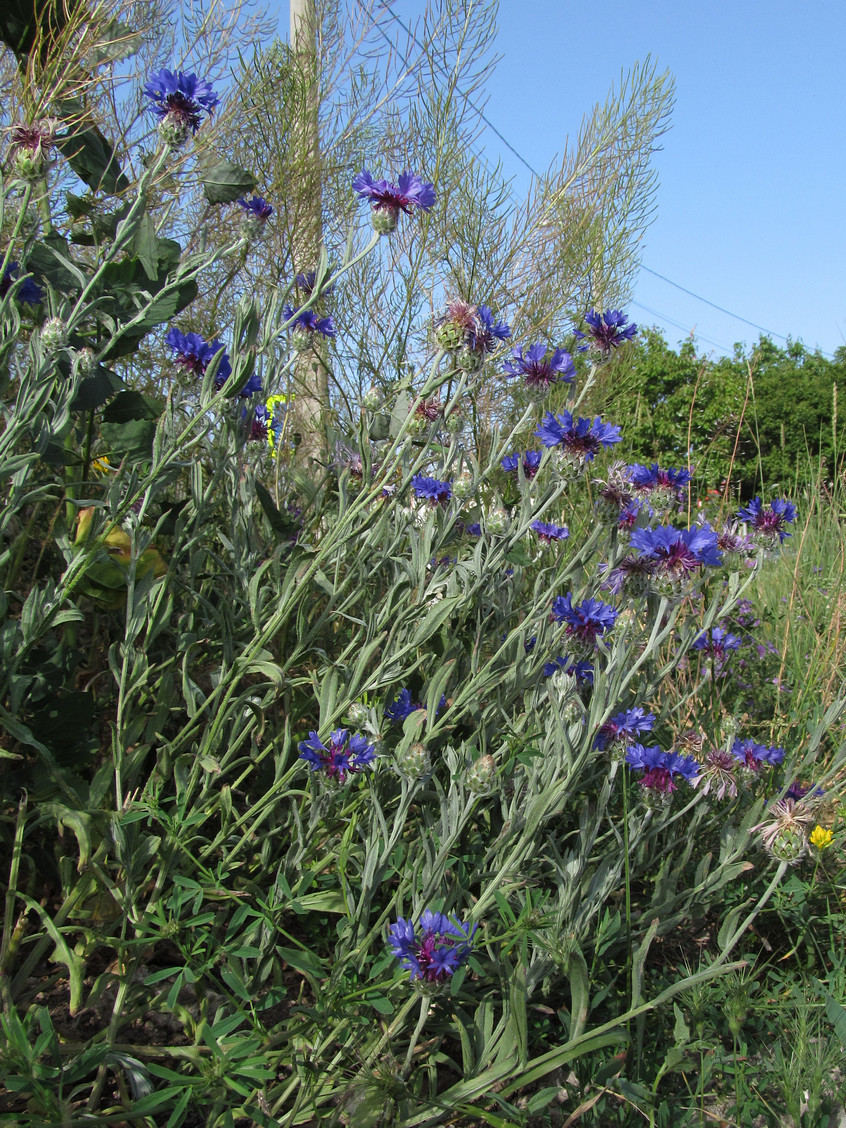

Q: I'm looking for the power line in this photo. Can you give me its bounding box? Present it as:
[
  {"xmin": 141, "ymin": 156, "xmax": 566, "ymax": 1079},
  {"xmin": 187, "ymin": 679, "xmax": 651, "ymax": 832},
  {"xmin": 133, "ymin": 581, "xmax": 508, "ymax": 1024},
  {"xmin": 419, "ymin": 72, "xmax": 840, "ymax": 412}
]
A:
[{"xmin": 369, "ymin": 2, "xmax": 829, "ymax": 356}]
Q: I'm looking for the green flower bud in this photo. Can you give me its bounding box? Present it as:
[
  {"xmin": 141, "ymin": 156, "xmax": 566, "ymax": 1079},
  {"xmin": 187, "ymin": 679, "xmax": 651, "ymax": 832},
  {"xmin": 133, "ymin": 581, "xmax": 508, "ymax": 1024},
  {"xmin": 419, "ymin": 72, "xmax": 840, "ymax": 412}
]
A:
[
  {"xmin": 395, "ymin": 741, "xmax": 430, "ymax": 780},
  {"xmin": 41, "ymin": 317, "xmax": 68, "ymax": 352},
  {"xmin": 466, "ymin": 753, "xmax": 496, "ymax": 794}
]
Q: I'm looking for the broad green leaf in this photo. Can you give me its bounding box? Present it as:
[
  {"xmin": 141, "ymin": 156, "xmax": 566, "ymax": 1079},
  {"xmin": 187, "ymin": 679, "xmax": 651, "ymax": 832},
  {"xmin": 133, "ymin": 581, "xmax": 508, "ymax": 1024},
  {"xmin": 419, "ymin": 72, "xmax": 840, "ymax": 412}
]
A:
[{"xmin": 202, "ymin": 160, "xmax": 256, "ymax": 204}]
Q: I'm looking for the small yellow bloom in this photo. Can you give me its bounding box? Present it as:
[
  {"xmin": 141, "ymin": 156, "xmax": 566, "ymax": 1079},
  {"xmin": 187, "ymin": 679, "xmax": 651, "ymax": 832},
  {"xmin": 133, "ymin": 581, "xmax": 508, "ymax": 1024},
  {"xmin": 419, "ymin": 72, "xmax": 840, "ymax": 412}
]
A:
[
  {"xmin": 810, "ymin": 825, "xmax": 834, "ymax": 850},
  {"xmin": 91, "ymin": 455, "xmax": 114, "ymax": 474}
]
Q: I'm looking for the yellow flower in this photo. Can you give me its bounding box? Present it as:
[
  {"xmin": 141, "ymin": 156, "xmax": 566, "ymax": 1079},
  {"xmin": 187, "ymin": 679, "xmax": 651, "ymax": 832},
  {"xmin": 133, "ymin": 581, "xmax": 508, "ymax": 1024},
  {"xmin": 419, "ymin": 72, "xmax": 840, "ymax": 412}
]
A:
[
  {"xmin": 810, "ymin": 825, "xmax": 834, "ymax": 850},
  {"xmin": 91, "ymin": 455, "xmax": 114, "ymax": 474}
]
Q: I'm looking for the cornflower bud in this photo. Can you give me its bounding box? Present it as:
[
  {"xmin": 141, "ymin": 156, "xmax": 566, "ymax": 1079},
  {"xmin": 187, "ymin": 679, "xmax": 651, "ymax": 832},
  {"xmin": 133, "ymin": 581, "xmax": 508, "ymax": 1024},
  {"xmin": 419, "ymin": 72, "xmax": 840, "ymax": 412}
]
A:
[
  {"xmin": 40, "ymin": 317, "xmax": 68, "ymax": 352},
  {"xmin": 361, "ymin": 385, "xmax": 384, "ymax": 411},
  {"xmin": 466, "ymin": 753, "xmax": 496, "ymax": 794},
  {"xmin": 452, "ymin": 470, "xmax": 475, "ymax": 500},
  {"xmin": 395, "ymin": 741, "xmax": 430, "ymax": 780},
  {"xmin": 485, "ymin": 507, "xmax": 508, "ymax": 536}
]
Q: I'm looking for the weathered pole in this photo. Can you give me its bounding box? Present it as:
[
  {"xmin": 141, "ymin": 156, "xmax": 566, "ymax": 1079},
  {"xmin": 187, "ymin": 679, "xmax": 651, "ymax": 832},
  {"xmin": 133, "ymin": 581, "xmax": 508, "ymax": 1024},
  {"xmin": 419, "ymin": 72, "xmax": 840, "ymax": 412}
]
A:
[{"xmin": 288, "ymin": 0, "xmax": 329, "ymax": 462}]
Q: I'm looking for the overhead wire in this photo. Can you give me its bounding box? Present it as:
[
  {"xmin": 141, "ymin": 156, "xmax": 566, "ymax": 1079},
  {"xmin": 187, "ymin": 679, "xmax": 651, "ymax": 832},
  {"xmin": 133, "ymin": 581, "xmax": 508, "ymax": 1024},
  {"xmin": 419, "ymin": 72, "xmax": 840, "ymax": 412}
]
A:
[{"xmin": 368, "ymin": 1, "xmax": 830, "ymax": 356}]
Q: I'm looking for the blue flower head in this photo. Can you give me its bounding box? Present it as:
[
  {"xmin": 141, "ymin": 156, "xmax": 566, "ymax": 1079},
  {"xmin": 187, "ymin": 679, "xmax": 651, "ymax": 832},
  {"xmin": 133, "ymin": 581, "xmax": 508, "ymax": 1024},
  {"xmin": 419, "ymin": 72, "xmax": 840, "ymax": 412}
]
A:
[
  {"xmin": 530, "ymin": 520, "xmax": 569, "ymax": 545},
  {"xmin": 501, "ymin": 450, "xmax": 542, "ymax": 478},
  {"xmin": 411, "ymin": 474, "xmax": 452, "ymax": 506},
  {"xmin": 1, "ymin": 261, "xmax": 42, "ymax": 305},
  {"xmin": 542, "ymin": 655, "xmax": 594, "ymax": 684},
  {"xmin": 535, "ymin": 410, "xmax": 622, "ymax": 462},
  {"xmin": 731, "ymin": 738, "xmax": 785, "ymax": 773},
  {"xmin": 630, "ymin": 523, "xmax": 722, "ymax": 579},
  {"xmin": 385, "ymin": 688, "xmax": 447, "ymax": 725},
  {"xmin": 352, "ymin": 169, "xmax": 435, "ymax": 233},
  {"xmin": 503, "ymin": 342, "xmax": 575, "ymax": 393},
  {"xmin": 627, "ymin": 463, "xmax": 692, "ymax": 501},
  {"xmin": 469, "ymin": 305, "xmax": 511, "ymax": 355},
  {"xmin": 626, "ymin": 743, "xmax": 700, "ymax": 795},
  {"xmin": 388, "ymin": 910, "xmax": 476, "ymax": 982},
  {"xmin": 298, "ymin": 728, "xmax": 376, "ymax": 783},
  {"xmin": 282, "ymin": 305, "xmax": 335, "ymax": 339},
  {"xmin": 236, "ymin": 195, "xmax": 273, "ymax": 220},
  {"xmin": 737, "ymin": 497, "xmax": 797, "ymax": 544},
  {"xmin": 551, "ymin": 592, "xmax": 619, "ymax": 649},
  {"xmin": 594, "ymin": 707, "xmax": 655, "ymax": 750},
  {"xmin": 144, "ymin": 69, "xmax": 219, "ymax": 135},
  {"xmin": 574, "ymin": 309, "xmax": 637, "ymax": 355},
  {"xmin": 692, "ymin": 625, "xmax": 742, "ymax": 661}
]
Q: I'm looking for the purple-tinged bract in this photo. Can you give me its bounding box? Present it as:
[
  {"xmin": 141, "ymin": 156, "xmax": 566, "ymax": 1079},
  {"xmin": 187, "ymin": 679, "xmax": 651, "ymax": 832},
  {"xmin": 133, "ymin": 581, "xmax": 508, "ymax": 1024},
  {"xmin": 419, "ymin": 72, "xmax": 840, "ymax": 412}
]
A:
[{"xmin": 298, "ymin": 729, "xmax": 376, "ymax": 782}]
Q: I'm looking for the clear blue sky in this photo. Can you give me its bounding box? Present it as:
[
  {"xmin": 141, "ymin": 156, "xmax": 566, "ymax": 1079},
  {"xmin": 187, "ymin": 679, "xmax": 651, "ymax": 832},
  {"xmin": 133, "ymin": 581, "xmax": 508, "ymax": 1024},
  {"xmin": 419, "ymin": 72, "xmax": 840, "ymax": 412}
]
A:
[{"xmin": 285, "ymin": 1, "xmax": 846, "ymax": 359}]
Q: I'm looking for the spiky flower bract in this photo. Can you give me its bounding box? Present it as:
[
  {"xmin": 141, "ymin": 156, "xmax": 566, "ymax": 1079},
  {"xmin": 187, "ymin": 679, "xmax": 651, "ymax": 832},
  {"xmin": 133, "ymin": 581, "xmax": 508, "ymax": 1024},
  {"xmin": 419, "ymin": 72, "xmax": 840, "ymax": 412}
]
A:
[
  {"xmin": 388, "ymin": 910, "xmax": 476, "ymax": 983},
  {"xmin": 298, "ymin": 729, "xmax": 376, "ymax": 783},
  {"xmin": 689, "ymin": 747, "xmax": 739, "ymax": 800},
  {"xmin": 737, "ymin": 497, "xmax": 797, "ymax": 544},
  {"xmin": 574, "ymin": 309, "xmax": 637, "ymax": 355}
]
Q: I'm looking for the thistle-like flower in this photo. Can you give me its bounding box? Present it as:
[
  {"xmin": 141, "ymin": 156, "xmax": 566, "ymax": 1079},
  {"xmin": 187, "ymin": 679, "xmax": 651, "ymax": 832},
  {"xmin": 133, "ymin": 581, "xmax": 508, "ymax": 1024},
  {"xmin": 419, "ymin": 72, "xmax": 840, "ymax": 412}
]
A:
[
  {"xmin": 7, "ymin": 118, "xmax": 60, "ymax": 178},
  {"xmin": 352, "ymin": 170, "xmax": 436, "ymax": 234},
  {"xmin": 689, "ymin": 747, "xmax": 739, "ymax": 800},
  {"xmin": 236, "ymin": 195, "xmax": 273, "ymax": 239},
  {"xmin": 753, "ymin": 798, "xmax": 815, "ymax": 864}
]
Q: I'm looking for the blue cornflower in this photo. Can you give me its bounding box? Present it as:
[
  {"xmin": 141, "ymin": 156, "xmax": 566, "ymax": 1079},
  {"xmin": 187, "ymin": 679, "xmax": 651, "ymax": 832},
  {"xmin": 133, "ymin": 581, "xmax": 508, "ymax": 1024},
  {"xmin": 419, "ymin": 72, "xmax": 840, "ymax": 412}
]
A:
[
  {"xmin": 1, "ymin": 260, "xmax": 42, "ymax": 305},
  {"xmin": 503, "ymin": 342, "xmax": 575, "ymax": 393},
  {"xmin": 411, "ymin": 474, "xmax": 452, "ymax": 506},
  {"xmin": 352, "ymin": 170, "xmax": 436, "ymax": 233},
  {"xmin": 626, "ymin": 743, "xmax": 700, "ymax": 795},
  {"xmin": 243, "ymin": 402, "xmax": 270, "ymax": 442},
  {"xmin": 388, "ymin": 909, "xmax": 476, "ymax": 983},
  {"xmin": 385, "ymin": 688, "xmax": 446, "ymax": 725},
  {"xmin": 594, "ymin": 707, "xmax": 655, "ymax": 751},
  {"xmin": 298, "ymin": 728, "xmax": 376, "ymax": 782},
  {"xmin": 574, "ymin": 309, "xmax": 637, "ymax": 355},
  {"xmin": 166, "ymin": 326, "xmax": 231, "ymax": 380},
  {"xmin": 731, "ymin": 738, "xmax": 785, "ymax": 772},
  {"xmin": 464, "ymin": 522, "xmax": 482, "ymax": 536},
  {"xmin": 530, "ymin": 520, "xmax": 569, "ymax": 545},
  {"xmin": 295, "ymin": 270, "xmax": 335, "ymax": 297},
  {"xmin": 143, "ymin": 69, "xmax": 218, "ymax": 135},
  {"xmin": 236, "ymin": 195, "xmax": 273, "ymax": 219},
  {"xmin": 627, "ymin": 463, "xmax": 692, "ymax": 501},
  {"xmin": 469, "ymin": 305, "xmax": 511, "ymax": 354},
  {"xmin": 501, "ymin": 450, "xmax": 542, "ymax": 478},
  {"xmin": 692, "ymin": 625, "xmax": 742, "ymax": 662},
  {"xmin": 737, "ymin": 497, "xmax": 797, "ymax": 544},
  {"xmin": 629, "ymin": 523, "xmax": 722, "ymax": 579},
  {"xmin": 535, "ymin": 410, "xmax": 622, "ymax": 462},
  {"xmin": 551, "ymin": 593, "xmax": 618, "ymax": 649},
  {"xmin": 542, "ymin": 655, "xmax": 594, "ymax": 684},
  {"xmin": 282, "ymin": 305, "xmax": 335, "ymax": 339}
]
